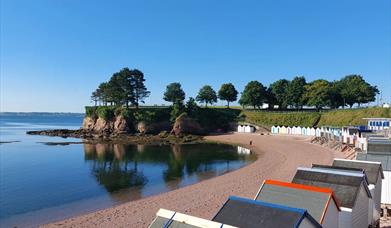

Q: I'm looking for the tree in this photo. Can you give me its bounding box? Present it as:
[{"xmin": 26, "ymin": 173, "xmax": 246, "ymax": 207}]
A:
[
  {"xmin": 328, "ymin": 80, "xmax": 344, "ymax": 109},
  {"xmin": 91, "ymin": 90, "xmax": 99, "ymax": 106},
  {"xmin": 185, "ymin": 97, "xmax": 199, "ymax": 115},
  {"xmin": 239, "ymin": 81, "xmax": 267, "ymax": 109},
  {"xmin": 302, "ymin": 80, "xmax": 332, "ymax": 110},
  {"xmin": 269, "ymin": 79, "xmax": 290, "ymax": 109},
  {"xmin": 163, "ymin": 82, "xmax": 186, "ymax": 105},
  {"xmin": 218, "ymin": 83, "xmax": 238, "ymax": 108},
  {"xmin": 129, "ymin": 69, "xmax": 150, "ymax": 109},
  {"xmin": 286, "ymin": 76, "xmax": 306, "ymax": 109},
  {"xmin": 196, "ymin": 85, "xmax": 217, "ymax": 107},
  {"xmin": 339, "ymin": 75, "xmax": 379, "ymax": 108},
  {"xmin": 265, "ymin": 87, "xmax": 277, "ymax": 109}
]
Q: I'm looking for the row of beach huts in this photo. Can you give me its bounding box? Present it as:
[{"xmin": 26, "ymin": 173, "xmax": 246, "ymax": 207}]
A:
[
  {"xmin": 149, "ymin": 158, "xmax": 387, "ymax": 228},
  {"xmin": 148, "ymin": 118, "xmax": 390, "ymax": 228}
]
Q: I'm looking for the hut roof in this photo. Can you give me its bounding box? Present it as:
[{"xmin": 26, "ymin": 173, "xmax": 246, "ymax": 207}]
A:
[
  {"xmin": 149, "ymin": 208, "xmax": 236, "ymax": 228},
  {"xmin": 212, "ymin": 196, "xmax": 321, "ymax": 228},
  {"xmin": 255, "ymin": 180, "xmax": 340, "ymax": 224},
  {"xmin": 292, "ymin": 167, "xmax": 371, "ymax": 209},
  {"xmin": 332, "ymin": 159, "xmax": 384, "ymax": 184}
]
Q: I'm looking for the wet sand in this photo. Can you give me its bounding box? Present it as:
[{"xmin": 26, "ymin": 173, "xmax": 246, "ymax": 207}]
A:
[{"xmin": 43, "ymin": 133, "xmax": 344, "ymax": 228}]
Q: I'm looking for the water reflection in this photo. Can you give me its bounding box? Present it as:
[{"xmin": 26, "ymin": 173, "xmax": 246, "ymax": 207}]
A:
[{"xmin": 83, "ymin": 143, "xmax": 256, "ymax": 195}]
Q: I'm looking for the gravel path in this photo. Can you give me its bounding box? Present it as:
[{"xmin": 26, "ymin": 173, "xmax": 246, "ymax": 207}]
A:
[{"xmin": 43, "ymin": 133, "xmax": 344, "ymax": 228}]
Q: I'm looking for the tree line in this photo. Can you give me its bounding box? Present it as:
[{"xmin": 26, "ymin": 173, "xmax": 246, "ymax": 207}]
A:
[
  {"xmin": 163, "ymin": 75, "xmax": 378, "ymax": 110},
  {"xmin": 91, "ymin": 68, "xmax": 378, "ymax": 111}
]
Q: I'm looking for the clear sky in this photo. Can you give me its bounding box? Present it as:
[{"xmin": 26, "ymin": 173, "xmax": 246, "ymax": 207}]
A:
[{"xmin": 1, "ymin": 0, "xmax": 390, "ymax": 112}]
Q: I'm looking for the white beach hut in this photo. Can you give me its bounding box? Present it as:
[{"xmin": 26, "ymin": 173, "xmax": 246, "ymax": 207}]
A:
[
  {"xmin": 296, "ymin": 126, "xmax": 303, "ymax": 135},
  {"xmin": 309, "ymin": 127, "xmax": 316, "ymax": 136},
  {"xmin": 301, "ymin": 127, "xmax": 307, "ymax": 135},
  {"xmin": 315, "ymin": 128, "xmax": 321, "ymax": 137},
  {"xmin": 280, "ymin": 126, "xmax": 287, "ymax": 134},
  {"xmin": 332, "ymin": 159, "xmax": 384, "ymax": 226},
  {"xmin": 306, "ymin": 127, "xmax": 312, "ymax": 136}
]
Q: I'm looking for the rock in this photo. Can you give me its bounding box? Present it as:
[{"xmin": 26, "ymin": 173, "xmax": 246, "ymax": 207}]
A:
[
  {"xmin": 82, "ymin": 117, "xmax": 96, "ymax": 131},
  {"xmin": 171, "ymin": 113, "xmax": 203, "ymax": 136},
  {"xmin": 93, "ymin": 117, "xmax": 114, "ymax": 134},
  {"xmin": 137, "ymin": 121, "xmax": 171, "ymax": 134},
  {"xmin": 114, "ymin": 115, "xmax": 131, "ymax": 134}
]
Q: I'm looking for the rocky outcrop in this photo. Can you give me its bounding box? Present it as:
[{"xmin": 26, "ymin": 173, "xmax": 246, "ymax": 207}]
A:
[
  {"xmin": 114, "ymin": 115, "xmax": 130, "ymax": 134},
  {"xmin": 171, "ymin": 114, "xmax": 203, "ymax": 136},
  {"xmin": 82, "ymin": 117, "xmax": 96, "ymax": 131},
  {"xmin": 138, "ymin": 121, "xmax": 171, "ymax": 134}
]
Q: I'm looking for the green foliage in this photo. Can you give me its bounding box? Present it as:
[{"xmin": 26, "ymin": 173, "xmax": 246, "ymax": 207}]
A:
[
  {"xmin": 192, "ymin": 108, "xmax": 241, "ymax": 132},
  {"xmin": 185, "ymin": 97, "xmax": 199, "ymax": 115},
  {"xmin": 286, "ymin": 76, "xmax": 306, "ymax": 108},
  {"xmin": 164, "ymin": 82, "xmax": 186, "ymax": 104},
  {"xmin": 302, "ymin": 80, "xmax": 332, "ymax": 110},
  {"xmin": 218, "ymin": 83, "xmax": 238, "ymax": 108},
  {"xmin": 85, "ymin": 106, "xmax": 97, "ymax": 118},
  {"xmin": 131, "ymin": 69, "xmax": 150, "ymax": 108},
  {"xmin": 338, "ymin": 75, "xmax": 379, "ymax": 108},
  {"xmin": 196, "ymin": 85, "xmax": 217, "ymax": 107},
  {"xmin": 239, "ymin": 81, "xmax": 267, "ymax": 109},
  {"xmin": 318, "ymin": 107, "xmax": 391, "ymax": 127},
  {"xmin": 243, "ymin": 110, "xmax": 321, "ymax": 128},
  {"xmin": 96, "ymin": 106, "xmax": 116, "ymax": 120},
  {"xmin": 243, "ymin": 107, "xmax": 391, "ymax": 129},
  {"xmin": 170, "ymin": 102, "xmax": 185, "ymax": 122},
  {"xmin": 90, "ymin": 68, "xmax": 149, "ymax": 108},
  {"xmin": 269, "ymin": 79, "xmax": 290, "ymax": 109}
]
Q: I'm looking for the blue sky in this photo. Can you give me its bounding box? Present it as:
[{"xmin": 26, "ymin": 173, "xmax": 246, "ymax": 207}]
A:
[{"xmin": 1, "ymin": 0, "xmax": 390, "ymax": 112}]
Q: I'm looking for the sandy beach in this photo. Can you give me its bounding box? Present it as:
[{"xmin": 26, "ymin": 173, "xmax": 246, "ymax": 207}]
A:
[{"xmin": 43, "ymin": 133, "xmax": 344, "ymax": 228}]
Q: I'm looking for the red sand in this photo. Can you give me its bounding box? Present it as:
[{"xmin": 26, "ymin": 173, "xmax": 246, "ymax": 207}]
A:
[{"xmin": 43, "ymin": 133, "xmax": 345, "ymax": 228}]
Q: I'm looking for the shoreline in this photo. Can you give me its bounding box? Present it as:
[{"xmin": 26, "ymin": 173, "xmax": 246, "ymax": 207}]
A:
[{"xmin": 42, "ymin": 133, "xmax": 345, "ymax": 228}]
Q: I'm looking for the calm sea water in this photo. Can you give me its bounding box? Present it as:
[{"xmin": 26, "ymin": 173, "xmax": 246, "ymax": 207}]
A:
[{"xmin": 0, "ymin": 113, "xmax": 255, "ymax": 227}]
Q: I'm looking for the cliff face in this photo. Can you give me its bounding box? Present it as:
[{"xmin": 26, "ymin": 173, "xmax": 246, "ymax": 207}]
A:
[
  {"xmin": 82, "ymin": 116, "xmax": 132, "ymax": 135},
  {"xmin": 81, "ymin": 115, "xmax": 171, "ymax": 136}
]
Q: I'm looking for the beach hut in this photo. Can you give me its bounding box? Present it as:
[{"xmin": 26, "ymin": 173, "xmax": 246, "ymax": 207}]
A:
[
  {"xmin": 237, "ymin": 125, "xmax": 243, "ymax": 133},
  {"xmin": 276, "ymin": 125, "xmax": 281, "ymax": 134},
  {"xmin": 237, "ymin": 124, "xmax": 256, "ymax": 133},
  {"xmin": 254, "ymin": 180, "xmax": 340, "ymax": 228},
  {"xmin": 271, "ymin": 126, "xmax": 277, "ymax": 134},
  {"xmin": 332, "ymin": 159, "xmax": 384, "ymax": 226},
  {"xmin": 356, "ymin": 142, "xmax": 391, "ymax": 205},
  {"xmin": 306, "ymin": 127, "xmax": 312, "ymax": 136},
  {"xmin": 364, "ymin": 118, "xmax": 391, "ymax": 131},
  {"xmin": 301, "ymin": 127, "xmax": 307, "ymax": 135},
  {"xmin": 212, "ymin": 196, "xmax": 321, "ymax": 228},
  {"xmin": 280, "ymin": 126, "xmax": 287, "ymax": 134},
  {"xmin": 292, "ymin": 167, "xmax": 372, "ymax": 228},
  {"xmin": 309, "ymin": 127, "xmax": 316, "ymax": 136},
  {"xmin": 296, "ymin": 126, "xmax": 302, "ymax": 135},
  {"xmin": 149, "ymin": 208, "xmax": 236, "ymax": 228},
  {"xmin": 287, "ymin": 126, "xmax": 292, "ymax": 135},
  {"xmin": 315, "ymin": 128, "xmax": 321, "ymax": 137}
]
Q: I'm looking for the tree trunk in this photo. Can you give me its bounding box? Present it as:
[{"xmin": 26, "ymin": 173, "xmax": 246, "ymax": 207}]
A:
[{"xmin": 227, "ymin": 101, "xmax": 230, "ymax": 108}]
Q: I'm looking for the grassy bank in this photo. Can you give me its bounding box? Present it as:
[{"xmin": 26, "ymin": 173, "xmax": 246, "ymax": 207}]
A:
[
  {"xmin": 317, "ymin": 107, "xmax": 391, "ymax": 127},
  {"xmin": 243, "ymin": 111, "xmax": 321, "ymax": 128},
  {"xmin": 243, "ymin": 107, "xmax": 390, "ymax": 128}
]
